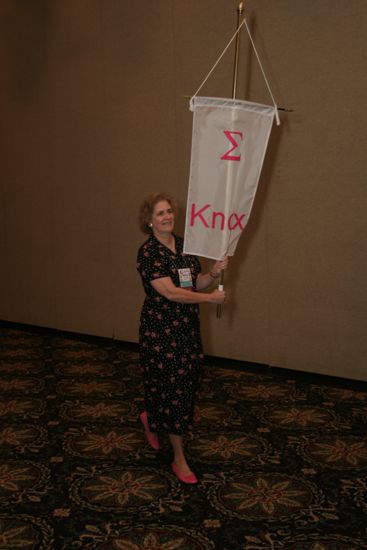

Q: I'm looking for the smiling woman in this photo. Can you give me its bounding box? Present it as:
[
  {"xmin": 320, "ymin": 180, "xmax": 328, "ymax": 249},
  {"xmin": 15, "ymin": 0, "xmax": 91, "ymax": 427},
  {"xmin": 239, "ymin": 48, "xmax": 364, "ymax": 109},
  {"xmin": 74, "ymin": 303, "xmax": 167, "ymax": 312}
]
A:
[{"xmin": 136, "ymin": 192, "xmax": 228, "ymax": 484}]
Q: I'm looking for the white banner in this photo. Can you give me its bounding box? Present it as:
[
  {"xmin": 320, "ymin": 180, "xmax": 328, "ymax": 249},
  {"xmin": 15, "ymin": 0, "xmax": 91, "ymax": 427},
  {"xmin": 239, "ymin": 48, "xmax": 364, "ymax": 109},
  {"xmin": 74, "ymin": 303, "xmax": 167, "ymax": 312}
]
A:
[{"xmin": 183, "ymin": 96, "xmax": 276, "ymax": 260}]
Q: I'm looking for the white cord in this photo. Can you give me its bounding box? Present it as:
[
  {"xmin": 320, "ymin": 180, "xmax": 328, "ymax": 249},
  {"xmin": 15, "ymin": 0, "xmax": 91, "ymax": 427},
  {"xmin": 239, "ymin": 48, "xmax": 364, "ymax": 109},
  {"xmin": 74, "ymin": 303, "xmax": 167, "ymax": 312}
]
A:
[
  {"xmin": 190, "ymin": 16, "xmax": 280, "ymax": 126},
  {"xmin": 243, "ymin": 18, "xmax": 280, "ymax": 125},
  {"xmin": 190, "ymin": 18, "xmax": 247, "ymax": 110}
]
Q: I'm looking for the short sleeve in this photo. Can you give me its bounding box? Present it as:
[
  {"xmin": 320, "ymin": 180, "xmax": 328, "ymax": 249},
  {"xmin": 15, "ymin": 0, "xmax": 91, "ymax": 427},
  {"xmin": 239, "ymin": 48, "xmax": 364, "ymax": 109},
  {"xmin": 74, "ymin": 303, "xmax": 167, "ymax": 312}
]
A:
[{"xmin": 137, "ymin": 241, "xmax": 172, "ymax": 283}]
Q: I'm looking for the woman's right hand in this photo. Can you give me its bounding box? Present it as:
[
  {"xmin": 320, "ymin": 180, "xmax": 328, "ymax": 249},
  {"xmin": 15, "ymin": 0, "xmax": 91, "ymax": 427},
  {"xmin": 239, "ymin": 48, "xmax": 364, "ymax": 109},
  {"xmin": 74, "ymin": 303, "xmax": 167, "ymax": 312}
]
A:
[{"xmin": 209, "ymin": 288, "xmax": 226, "ymax": 304}]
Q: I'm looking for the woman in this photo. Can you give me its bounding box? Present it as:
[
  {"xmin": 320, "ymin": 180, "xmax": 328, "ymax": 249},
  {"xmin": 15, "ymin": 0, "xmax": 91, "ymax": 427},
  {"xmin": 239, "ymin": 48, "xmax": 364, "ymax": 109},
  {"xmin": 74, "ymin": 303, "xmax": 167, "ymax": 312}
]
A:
[{"xmin": 136, "ymin": 192, "xmax": 227, "ymax": 484}]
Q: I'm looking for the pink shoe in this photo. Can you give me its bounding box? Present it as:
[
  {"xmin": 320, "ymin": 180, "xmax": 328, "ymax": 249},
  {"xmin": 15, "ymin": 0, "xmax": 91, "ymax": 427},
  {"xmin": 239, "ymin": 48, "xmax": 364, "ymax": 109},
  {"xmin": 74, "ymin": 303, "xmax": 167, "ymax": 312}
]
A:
[
  {"xmin": 140, "ymin": 411, "xmax": 160, "ymax": 450},
  {"xmin": 172, "ymin": 462, "xmax": 198, "ymax": 484}
]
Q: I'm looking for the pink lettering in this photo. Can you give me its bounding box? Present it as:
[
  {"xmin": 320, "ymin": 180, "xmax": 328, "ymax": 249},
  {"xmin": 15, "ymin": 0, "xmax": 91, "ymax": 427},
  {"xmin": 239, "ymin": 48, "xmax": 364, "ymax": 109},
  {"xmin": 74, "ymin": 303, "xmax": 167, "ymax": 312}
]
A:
[
  {"xmin": 212, "ymin": 211, "xmax": 225, "ymax": 230},
  {"xmin": 228, "ymin": 213, "xmax": 245, "ymax": 231},
  {"xmin": 189, "ymin": 203, "xmax": 246, "ymax": 232},
  {"xmin": 220, "ymin": 131, "xmax": 243, "ymax": 161},
  {"xmin": 190, "ymin": 203, "xmax": 210, "ymax": 227}
]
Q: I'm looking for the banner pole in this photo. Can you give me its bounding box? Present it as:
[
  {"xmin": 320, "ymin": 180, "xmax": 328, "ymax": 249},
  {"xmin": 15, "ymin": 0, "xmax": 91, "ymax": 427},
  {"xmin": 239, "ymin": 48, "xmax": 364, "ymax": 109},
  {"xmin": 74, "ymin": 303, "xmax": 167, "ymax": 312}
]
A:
[
  {"xmin": 232, "ymin": 1, "xmax": 245, "ymax": 100},
  {"xmin": 217, "ymin": 0, "xmax": 245, "ymax": 319}
]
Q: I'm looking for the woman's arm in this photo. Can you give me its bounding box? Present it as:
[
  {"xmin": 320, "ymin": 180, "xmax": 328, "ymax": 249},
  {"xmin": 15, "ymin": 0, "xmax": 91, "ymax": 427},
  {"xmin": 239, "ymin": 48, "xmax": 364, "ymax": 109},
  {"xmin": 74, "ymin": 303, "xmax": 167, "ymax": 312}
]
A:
[
  {"xmin": 151, "ymin": 277, "xmax": 225, "ymax": 305},
  {"xmin": 196, "ymin": 271, "xmax": 219, "ymax": 291},
  {"xmin": 196, "ymin": 256, "xmax": 229, "ymax": 291}
]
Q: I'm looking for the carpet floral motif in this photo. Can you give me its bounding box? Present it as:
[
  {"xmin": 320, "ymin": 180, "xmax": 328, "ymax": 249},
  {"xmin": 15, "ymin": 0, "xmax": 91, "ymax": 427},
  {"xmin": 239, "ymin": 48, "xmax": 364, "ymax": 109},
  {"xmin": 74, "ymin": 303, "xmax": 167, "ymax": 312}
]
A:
[
  {"xmin": 0, "ymin": 460, "xmax": 50, "ymax": 506},
  {"xmin": 78, "ymin": 524, "xmax": 215, "ymax": 550},
  {"xmin": 210, "ymin": 472, "xmax": 319, "ymax": 520},
  {"xmin": 301, "ymin": 435, "xmax": 367, "ymax": 469},
  {"xmin": 187, "ymin": 431, "xmax": 268, "ymax": 465},
  {"xmin": 70, "ymin": 466, "xmax": 174, "ymax": 514},
  {"xmin": 0, "ymin": 514, "xmax": 53, "ymax": 549},
  {"xmin": 64, "ymin": 427, "xmax": 145, "ymax": 459}
]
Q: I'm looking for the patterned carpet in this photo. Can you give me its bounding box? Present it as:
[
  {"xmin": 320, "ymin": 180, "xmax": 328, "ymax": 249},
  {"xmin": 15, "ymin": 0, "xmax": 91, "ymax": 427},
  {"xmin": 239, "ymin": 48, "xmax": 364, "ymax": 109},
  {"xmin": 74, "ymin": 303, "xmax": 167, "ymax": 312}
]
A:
[{"xmin": 0, "ymin": 322, "xmax": 367, "ymax": 549}]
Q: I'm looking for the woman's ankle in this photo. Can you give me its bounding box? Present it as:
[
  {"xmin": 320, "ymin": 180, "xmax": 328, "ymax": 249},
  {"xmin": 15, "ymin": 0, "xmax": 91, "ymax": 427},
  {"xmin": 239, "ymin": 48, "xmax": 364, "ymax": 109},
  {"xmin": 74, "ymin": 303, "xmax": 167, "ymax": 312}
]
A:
[{"xmin": 173, "ymin": 458, "xmax": 192, "ymax": 474}]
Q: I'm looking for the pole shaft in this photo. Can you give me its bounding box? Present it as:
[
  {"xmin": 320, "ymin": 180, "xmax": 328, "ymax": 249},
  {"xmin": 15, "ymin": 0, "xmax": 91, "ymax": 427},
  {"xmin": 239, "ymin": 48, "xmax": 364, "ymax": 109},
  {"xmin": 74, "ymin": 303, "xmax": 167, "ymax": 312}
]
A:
[
  {"xmin": 217, "ymin": 1, "xmax": 245, "ymax": 319},
  {"xmin": 232, "ymin": 1, "xmax": 245, "ymax": 99}
]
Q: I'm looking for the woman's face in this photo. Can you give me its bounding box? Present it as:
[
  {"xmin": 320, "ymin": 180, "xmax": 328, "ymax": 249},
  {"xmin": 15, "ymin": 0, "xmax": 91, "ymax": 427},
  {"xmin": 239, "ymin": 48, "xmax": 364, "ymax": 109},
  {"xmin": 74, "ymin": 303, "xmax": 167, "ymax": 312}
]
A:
[{"xmin": 150, "ymin": 200, "xmax": 175, "ymax": 236}]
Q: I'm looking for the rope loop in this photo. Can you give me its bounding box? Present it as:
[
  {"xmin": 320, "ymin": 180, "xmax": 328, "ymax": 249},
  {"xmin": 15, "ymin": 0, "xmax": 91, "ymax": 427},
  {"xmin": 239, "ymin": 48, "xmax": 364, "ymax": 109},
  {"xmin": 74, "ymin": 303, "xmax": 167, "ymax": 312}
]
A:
[{"xmin": 190, "ymin": 16, "xmax": 280, "ymax": 126}]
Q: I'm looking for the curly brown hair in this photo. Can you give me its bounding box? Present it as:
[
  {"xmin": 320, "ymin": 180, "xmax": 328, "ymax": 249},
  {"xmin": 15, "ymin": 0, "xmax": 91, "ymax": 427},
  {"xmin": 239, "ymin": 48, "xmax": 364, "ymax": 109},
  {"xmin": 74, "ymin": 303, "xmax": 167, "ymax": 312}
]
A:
[{"xmin": 138, "ymin": 192, "xmax": 177, "ymax": 234}]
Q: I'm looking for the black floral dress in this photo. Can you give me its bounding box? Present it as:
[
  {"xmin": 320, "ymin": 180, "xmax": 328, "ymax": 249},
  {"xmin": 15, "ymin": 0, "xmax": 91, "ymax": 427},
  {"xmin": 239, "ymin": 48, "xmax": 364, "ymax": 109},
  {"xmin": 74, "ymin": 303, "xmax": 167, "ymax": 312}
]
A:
[{"xmin": 136, "ymin": 234, "xmax": 203, "ymax": 435}]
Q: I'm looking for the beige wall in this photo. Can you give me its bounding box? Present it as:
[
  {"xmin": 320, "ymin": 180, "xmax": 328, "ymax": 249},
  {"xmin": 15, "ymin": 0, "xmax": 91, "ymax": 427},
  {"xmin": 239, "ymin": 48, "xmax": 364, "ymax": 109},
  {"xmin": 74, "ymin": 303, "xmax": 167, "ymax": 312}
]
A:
[{"xmin": 1, "ymin": 1, "xmax": 366, "ymax": 380}]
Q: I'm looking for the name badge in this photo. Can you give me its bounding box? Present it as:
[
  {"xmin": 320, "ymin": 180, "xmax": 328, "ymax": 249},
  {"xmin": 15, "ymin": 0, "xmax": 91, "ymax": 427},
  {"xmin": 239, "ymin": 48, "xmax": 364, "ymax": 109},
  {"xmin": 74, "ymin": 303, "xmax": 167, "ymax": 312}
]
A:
[{"xmin": 178, "ymin": 268, "xmax": 193, "ymax": 288}]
